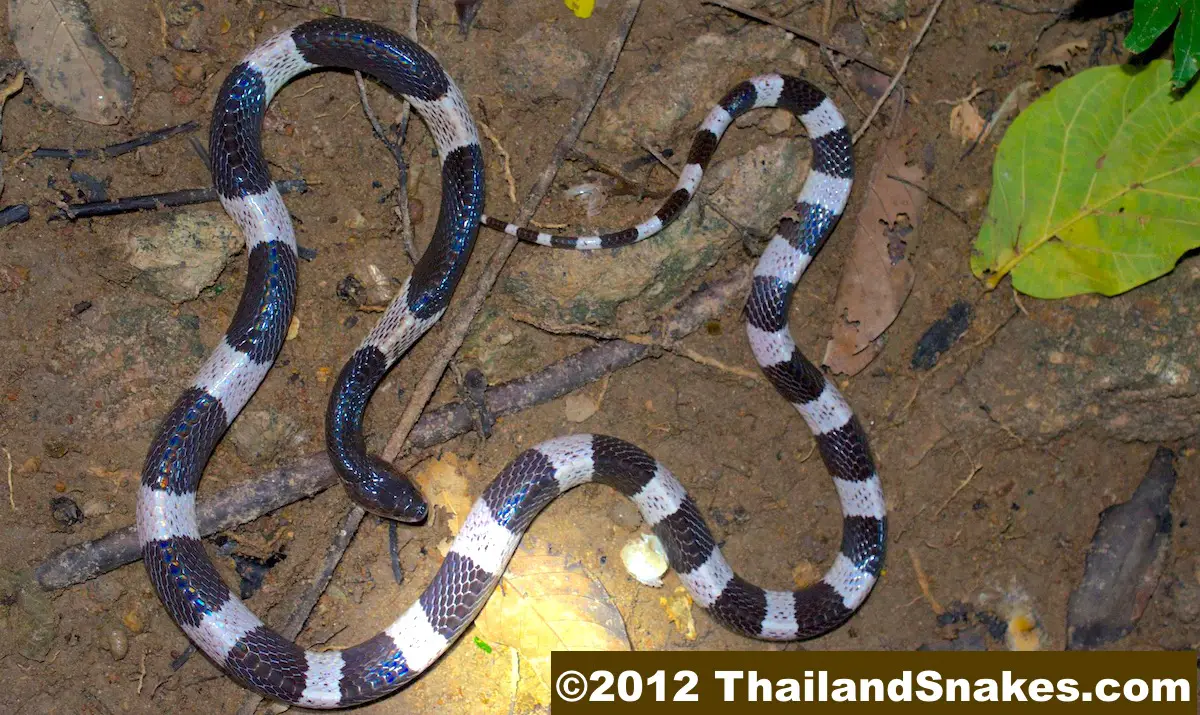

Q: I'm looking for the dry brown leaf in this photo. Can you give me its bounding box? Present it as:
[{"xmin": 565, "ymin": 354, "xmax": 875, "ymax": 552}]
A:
[
  {"xmin": 410, "ymin": 453, "xmax": 476, "ymax": 555},
  {"xmin": 9, "ymin": 0, "xmax": 133, "ymax": 124},
  {"xmin": 474, "ymin": 535, "xmax": 630, "ymax": 705},
  {"xmin": 1037, "ymin": 38, "xmax": 1089, "ymax": 72},
  {"xmin": 949, "ymin": 100, "xmax": 986, "ymax": 144},
  {"xmin": 822, "ymin": 136, "xmax": 926, "ymax": 375}
]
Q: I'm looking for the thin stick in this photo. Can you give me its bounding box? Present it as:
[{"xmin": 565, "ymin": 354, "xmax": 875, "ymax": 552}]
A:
[
  {"xmin": 381, "ymin": 0, "xmax": 645, "ymax": 462},
  {"xmin": 703, "ymin": 0, "xmax": 892, "ymax": 76},
  {"xmin": 51, "ymin": 179, "xmax": 308, "ymax": 220},
  {"xmin": 32, "ymin": 121, "xmax": 199, "ymax": 160},
  {"xmin": 852, "ymin": 0, "xmax": 947, "ymax": 145},
  {"xmin": 3, "ymin": 447, "xmax": 12, "ymax": 510},
  {"xmin": 32, "ymin": 263, "xmax": 750, "ymax": 590},
  {"xmin": 234, "ymin": 504, "xmax": 367, "ymax": 715},
  {"xmin": 907, "ymin": 548, "xmax": 944, "ymax": 615}
]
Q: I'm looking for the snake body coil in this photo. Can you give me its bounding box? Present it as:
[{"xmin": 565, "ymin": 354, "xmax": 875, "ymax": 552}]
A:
[{"xmin": 137, "ymin": 18, "xmax": 885, "ymax": 709}]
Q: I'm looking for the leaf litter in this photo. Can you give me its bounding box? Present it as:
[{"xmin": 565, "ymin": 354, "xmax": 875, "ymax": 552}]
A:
[
  {"xmin": 9, "ymin": 0, "xmax": 133, "ymax": 125},
  {"xmin": 823, "ymin": 132, "xmax": 928, "ymax": 375}
]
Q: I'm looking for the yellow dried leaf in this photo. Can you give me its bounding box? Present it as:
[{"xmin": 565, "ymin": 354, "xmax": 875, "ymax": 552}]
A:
[
  {"xmin": 950, "ymin": 100, "xmax": 986, "ymax": 144},
  {"xmin": 659, "ymin": 586, "xmax": 696, "ymax": 640},
  {"xmin": 475, "ymin": 536, "xmax": 629, "ymax": 704},
  {"xmin": 410, "ymin": 452, "xmax": 476, "ymax": 533}
]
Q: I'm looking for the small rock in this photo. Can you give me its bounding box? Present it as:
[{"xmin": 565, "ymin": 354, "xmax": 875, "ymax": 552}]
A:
[
  {"xmin": 51, "ymin": 496, "xmax": 83, "ymax": 526},
  {"xmin": 621, "ymin": 534, "xmax": 668, "ymax": 587},
  {"xmin": 122, "ymin": 209, "xmax": 242, "ymax": 303},
  {"xmin": 229, "ymin": 410, "xmax": 302, "ymax": 465},
  {"xmin": 171, "ymin": 16, "xmax": 205, "ymax": 52},
  {"xmin": 763, "ymin": 111, "xmax": 793, "ymax": 135},
  {"xmin": 13, "ymin": 574, "xmax": 59, "ymax": 661},
  {"xmin": 147, "ymin": 56, "xmax": 176, "ymax": 92},
  {"xmin": 85, "ymin": 579, "xmax": 125, "ymax": 605},
  {"xmin": 563, "ymin": 394, "xmax": 598, "ymax": 423},
  {"xmin": 163, "ymin": 0, "xmax": 203, "ymax": 26},
  {"xmin": 81, "ymin": 499, "xmax": 112, "ymax": 518},
  {"xmin": 136, "ymin": 145, "xmax": 165, "ymax": 177},
  {"xmin": 103, "ymin": 625, "xmax": 129, "ymax": 660},
  {"xmin": 43, "ymin": 437, "xmax": 71, "ymax": 458},
  {"xmin": 1067, "ymin": 447, "xmax": 1176, "ymax": 649},
  {"xmin": 608, "ymin": 501, "xmax": 642, "ymax": 530},
  {"xmin": 343, "ymin": 208, "xmax": 367, "ymax": 229}
]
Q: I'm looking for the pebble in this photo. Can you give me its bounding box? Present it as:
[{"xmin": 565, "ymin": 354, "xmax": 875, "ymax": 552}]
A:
[
  {"xmin": 229, "ymin": 410, "xmax": 302, "ymax": 465},
  {"xmin": 563, "ymin": 394, "xmax": 598, "ymax": 423},
  {"xmin": 51, "ymin": 496, "xmax": 83, "ymax": 526},
  {"xmin": 608, "ymin": 501, "xmax": 642, "ymax": 530},
  {"xmin": 122, "ymin": 209, "xmax": 242, "ymax": 302},
  {"xmin": 620, "ymin": 534, "xmax": 669, "ymax": 587},
  {"xmin": 43, "ymin": 437, "xmax": 71, "ymax": 458},
  {"xmin": 103, "ymin": 625, "xmax": 129, "ymax": 660},
  {"xmin": 81, "ymin": 499, "xmax": 112, "ymax": 518}
]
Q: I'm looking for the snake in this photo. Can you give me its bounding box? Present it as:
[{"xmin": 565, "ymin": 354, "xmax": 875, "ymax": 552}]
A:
[{"xmin": 136, "ymin": 17, "xmax": 886, "ymax": 709}]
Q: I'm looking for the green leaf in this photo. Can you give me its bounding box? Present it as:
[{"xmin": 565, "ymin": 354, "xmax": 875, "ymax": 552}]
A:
[
  {"xmin": 972, "ymin": 62, "xmax": 1200, "ymax": 298},
  {"xmin": 473, "ymin": 636, "xmax": 492, "ymax": 654},
  {"xmin": 1124, "ymin": 0, "xmax": 1200, "ymax": 89}
]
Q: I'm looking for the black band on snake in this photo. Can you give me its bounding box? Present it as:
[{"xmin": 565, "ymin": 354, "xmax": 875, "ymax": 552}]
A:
[{"xmin": 136, "ymin": 17, "xmax": 885, "ymax": 709}]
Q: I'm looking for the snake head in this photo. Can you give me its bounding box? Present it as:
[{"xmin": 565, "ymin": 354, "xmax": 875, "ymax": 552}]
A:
[{"xmin": 341, "ymin": 456, "xmax": 429, "ymax": 523}]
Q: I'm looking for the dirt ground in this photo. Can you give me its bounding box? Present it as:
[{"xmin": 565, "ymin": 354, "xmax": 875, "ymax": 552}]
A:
[{"xmin": 1, "ymin": 0, "xmax": 1197, "ymax": 713}]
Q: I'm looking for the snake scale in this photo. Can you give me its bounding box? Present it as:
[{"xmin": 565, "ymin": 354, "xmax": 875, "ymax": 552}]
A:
[{"xmin": 136, "ymin": 17, "xmax": 886, "ymax": 709}]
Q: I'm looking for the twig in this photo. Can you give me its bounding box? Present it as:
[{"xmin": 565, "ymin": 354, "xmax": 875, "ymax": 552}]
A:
[
  {"xmin": 703, "ymin": 0, "xmax": 892, "ymax": 76},
  {"xmin": 381, "ymin": 0, "xmax": 645, "ymax": 462},
  {"xmin": 852, "ymin": 0, "xmax": 947, "ymax": 144},
  {"xmin": 340, "ymin": 0, "xmax": 421, "ymax": 262},
  {"xmin": 907, "ymin": 548, "xmax": 944, "ymax": 615},
  {"xmin": 32, "ymin": 260, "xmax": 750, "ymax": 591},
  {"xmin": 980, "ymin": 0, "xmax": 1066, "ymax": 14},
  {"xmin": 234, "ymin": 504, "xmax": 367, "ymax": 715},
  {"xmin": 51, "ymin": 179, "xmax": 307, "ymax": 220},
  {"xmin": 819, "ymin": 48, "xmax": 868, "ymax": 118},
  {"xmin": 3, "ymin": 446, "xmax": 12, "ymax": 510},
  {"xmin": 886, "ymin": 173, "xmax": 968, "ymax": 225},
  {"xmin": 478, "ymin": 117, "xmax": 517, "ymax": 205},
  {"xmin": 31, "ymin": 121, "xmax": 199, "ymax": 160}
]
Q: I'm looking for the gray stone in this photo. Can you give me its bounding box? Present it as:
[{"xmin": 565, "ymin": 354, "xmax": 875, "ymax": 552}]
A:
[{"xmin": 122, "ymin": 209, "xmax": 242, "ymax": 303}]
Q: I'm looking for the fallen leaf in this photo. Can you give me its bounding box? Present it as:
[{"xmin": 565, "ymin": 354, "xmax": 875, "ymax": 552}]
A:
[
  {"xmin": 9, "ymin": 0, "xmax": 133, "ymax": 124},
  {"xmin": 949, "ymin": 99, "xmax": 986, "ymax": 144},
  {"xmin": 823, "ymin": 135, "xmax": 925, "ymax": 375},
  {"xmin": 409, "ymin": 452, "xmax": 476, "ymax": 536},
  {"xmin": 1037, "ymin": 38, "xmax": 1089, "ymax": 72},
  {"xmin": 659, "ymin": 586, "xmax": 696, "ymax": 640},
  {"xmin": 474, "ymin": 535, "xmax": 630, "ymax": 705}
]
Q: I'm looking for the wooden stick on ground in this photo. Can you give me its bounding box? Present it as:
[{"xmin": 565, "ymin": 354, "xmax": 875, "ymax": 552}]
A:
[{"xmin": 851, "ymin": 0, "xmax": 947, "ymax": 144}]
